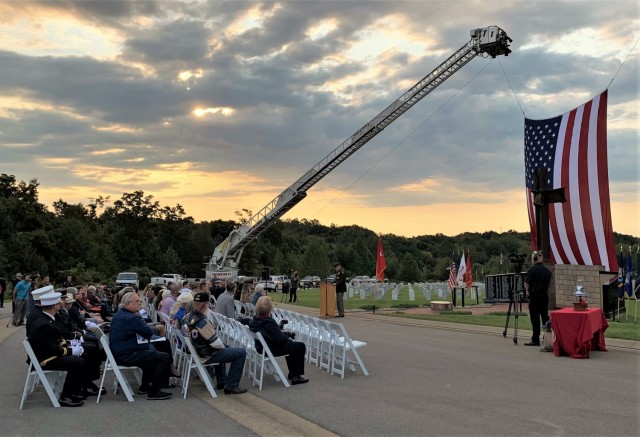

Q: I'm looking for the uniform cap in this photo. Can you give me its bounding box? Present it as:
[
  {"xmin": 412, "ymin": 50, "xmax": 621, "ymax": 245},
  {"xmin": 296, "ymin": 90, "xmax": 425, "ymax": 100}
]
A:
[
  {"xmin": 40, "ymin": 292, "xmax": 62, "ymax": 306},
  {"xmin": 193, "ymin": 292, "xmax": 210, "ymax": 302},
  {"xmin": 32, "ymin": 285, "xmax": 54, "ymax": 301}
]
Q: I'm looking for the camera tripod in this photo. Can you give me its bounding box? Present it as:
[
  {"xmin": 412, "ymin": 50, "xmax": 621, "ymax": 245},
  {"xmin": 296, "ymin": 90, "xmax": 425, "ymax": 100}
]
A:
[{"xmin": 503, "ymin": 289, "xmax": 523, "ymax": 344}]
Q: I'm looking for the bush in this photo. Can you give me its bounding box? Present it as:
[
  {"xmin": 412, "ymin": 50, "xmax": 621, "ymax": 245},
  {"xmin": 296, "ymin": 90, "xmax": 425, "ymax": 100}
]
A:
[
  {"xmin": 391, "ymin": 303, "xmax": 420, "ymax": 309},
  {"xmin": 438, "ymin": 310, "xmax": 472, "ymax": 315},
  {"xmin": 359, "ymin": 305, "xmax": 378, "ymax": 311}
]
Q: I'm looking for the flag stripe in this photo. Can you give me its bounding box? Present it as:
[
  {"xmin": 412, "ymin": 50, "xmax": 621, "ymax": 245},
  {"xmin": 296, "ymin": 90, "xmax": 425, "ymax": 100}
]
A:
[
  {"xmin": 596, "ymin": 93, "xmax": 617, "ymax": 272},
  {"xmin": 525, "ymin": 90, "xmax": 617, "ymax": 272}
]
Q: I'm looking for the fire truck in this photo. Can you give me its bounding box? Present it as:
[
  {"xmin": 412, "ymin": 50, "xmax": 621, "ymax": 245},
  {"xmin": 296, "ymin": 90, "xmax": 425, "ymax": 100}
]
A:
[{"xmin": 206, "ymin": 26, "xmax": 512, "ymax": 280}]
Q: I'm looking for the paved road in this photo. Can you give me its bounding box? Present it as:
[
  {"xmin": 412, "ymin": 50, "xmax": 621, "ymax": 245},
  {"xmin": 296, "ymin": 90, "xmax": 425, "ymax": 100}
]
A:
[{"xmin": 0, "ymin": 305, "xmax": 637, "ymax": 436}]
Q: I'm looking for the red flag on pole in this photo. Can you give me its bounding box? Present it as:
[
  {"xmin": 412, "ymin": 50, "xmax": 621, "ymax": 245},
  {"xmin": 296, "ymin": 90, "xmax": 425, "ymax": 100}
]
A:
[
  {"xmin": 465, "ymin": 249, "xmax": 473, "ymax": 288},
  {"xmin": 376, "ymin": 236, "xmax": 386, "ymax": 282}
]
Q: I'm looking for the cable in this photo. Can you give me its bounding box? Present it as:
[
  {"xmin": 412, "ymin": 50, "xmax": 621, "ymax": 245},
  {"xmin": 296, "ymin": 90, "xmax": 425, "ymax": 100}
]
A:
[
  {"xmin": 608, "ymin": 35, "xmax": 639, "ymax": 88},
  {"xmin": 498, "ymin": 57, "xmax": 526, "ymax": 117},
  {"xmin": 312, "ymin": 59, "xmax": 495, "ymax": 218}
]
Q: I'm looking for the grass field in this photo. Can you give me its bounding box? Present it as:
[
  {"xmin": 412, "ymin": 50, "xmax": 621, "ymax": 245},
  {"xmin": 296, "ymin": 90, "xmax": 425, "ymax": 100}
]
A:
[{"xmin": 275, "ymin": 286, "xmax": 640, "ymax": 341}]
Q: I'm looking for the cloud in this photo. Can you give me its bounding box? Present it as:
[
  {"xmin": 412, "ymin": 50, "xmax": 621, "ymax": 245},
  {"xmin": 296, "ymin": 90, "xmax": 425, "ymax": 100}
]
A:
[{"xmin": 0, "ymin": 0, "xmax": 637, "ymax": 237}]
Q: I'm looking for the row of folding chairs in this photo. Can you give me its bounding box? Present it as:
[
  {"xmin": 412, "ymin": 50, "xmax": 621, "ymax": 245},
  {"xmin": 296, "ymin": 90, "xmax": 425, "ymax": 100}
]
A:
[
  {"xmin": 212, "ymin": 308, "xmax": 369, "ymax": 381},
  {"xmin": 233, "ymin": 300, "xmax": 256, "ymax": 318},
  {"xmin": 269, "ymin": 308, "xmax": 369, "ymax": 379}
]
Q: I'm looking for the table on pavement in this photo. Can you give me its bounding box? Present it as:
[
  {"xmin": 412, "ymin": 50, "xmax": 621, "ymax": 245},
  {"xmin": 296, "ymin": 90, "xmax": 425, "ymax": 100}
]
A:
[{"xmin": 550, "ymin": 307, "xmax": 608, "ymax": 359}]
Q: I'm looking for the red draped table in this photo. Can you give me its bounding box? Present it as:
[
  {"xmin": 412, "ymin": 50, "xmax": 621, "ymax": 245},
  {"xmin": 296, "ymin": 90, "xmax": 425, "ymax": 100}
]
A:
[{"xmin": 550, "ymin": 308, "xmax": 608, "ymax": 359}]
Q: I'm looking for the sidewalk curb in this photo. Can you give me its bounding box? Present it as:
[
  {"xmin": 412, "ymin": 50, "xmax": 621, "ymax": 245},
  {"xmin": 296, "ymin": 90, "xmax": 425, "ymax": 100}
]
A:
[{"xmin": 275, "ymin": 302, "xmax": 640, "ymax": 351}]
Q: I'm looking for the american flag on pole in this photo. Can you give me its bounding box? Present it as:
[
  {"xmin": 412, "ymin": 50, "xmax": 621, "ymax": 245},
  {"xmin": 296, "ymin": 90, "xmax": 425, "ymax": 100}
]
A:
[
  {"xmin": 448, "ymin": 259, "xmax": 457, "ymax": 291},
  {"xmin": 524, "ymin": 90, "xmax": 617, "ymax": 272}
]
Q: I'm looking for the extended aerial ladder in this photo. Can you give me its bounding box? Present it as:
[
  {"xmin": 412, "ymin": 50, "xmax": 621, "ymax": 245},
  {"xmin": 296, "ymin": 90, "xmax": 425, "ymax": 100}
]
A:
[{"xmin": 206, "ymin": 26, "xmax": 512, "ymax": 279}]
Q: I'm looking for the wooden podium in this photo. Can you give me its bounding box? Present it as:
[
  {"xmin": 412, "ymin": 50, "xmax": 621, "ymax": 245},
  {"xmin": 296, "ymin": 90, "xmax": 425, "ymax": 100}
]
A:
[{"xmin": 320, "ymin": 283, "xmax": 336, "ymax": 318}]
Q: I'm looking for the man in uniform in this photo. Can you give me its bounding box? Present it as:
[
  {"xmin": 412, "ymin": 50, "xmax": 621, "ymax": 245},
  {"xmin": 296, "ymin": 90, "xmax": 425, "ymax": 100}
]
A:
[
  {"xmin": 334, "ymin": 262, "xmax": 346, "ymax": 317},
  {"xmin": 27, "ymin": 292, "xmax": 89, "ymax": 407},
  {"xmin": 524, "ymin": 250, "xmax": 552, "ymax": 346},
  {"xmin": 183, "ymin": 292, "xmax": 247, "ymax": 394}
]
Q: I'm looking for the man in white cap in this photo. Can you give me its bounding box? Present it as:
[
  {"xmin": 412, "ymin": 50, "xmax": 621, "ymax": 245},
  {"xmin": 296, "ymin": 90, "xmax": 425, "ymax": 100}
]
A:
[
  {"xmin": 24, "ymin": 285, "xmax": 54, "ymax": 334},
  {"xmin": 27, "ymin": 292, "xmax": 88, "ymax": 407}
]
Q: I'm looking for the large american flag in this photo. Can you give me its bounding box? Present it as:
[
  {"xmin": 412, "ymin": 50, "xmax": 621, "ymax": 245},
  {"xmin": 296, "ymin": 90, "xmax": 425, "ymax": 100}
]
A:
[{"xmin": 524, "ymin": 90, "xmax": 617, "ymax": 272}]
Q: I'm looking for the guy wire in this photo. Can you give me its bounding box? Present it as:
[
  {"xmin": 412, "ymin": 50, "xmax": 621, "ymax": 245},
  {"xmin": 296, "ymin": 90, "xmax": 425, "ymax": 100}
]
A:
[
  {"xmin": 608, "ymin": 35, "xmax": 639, "ymax": 88},
  {"xmin": 498, "ymin": 57, "xmax": 526, "ymax": 117}
]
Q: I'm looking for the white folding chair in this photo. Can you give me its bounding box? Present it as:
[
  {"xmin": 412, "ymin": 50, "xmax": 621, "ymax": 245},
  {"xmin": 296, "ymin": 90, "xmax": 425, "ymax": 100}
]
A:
[
  {"xmin": 233, "ymin": 300, "xmax": 244, "ymax": 318},
  {"xmin": 326, "ymin": 321, "xmax": 369, "ymax": 378},
  {"xmin": 20, "ymin": 340, "xmax": 66, "ymax": 409},
  {"xmin": 180, "ymin": 334, "xmax": 218, "ymax": 399},
  {"xmin": 97, "ymin": 336, "xmax": 142, "ymax": 403},
  {"xmin": 248, "ymin": 331, "xmax": 290, "ymax": 390}
]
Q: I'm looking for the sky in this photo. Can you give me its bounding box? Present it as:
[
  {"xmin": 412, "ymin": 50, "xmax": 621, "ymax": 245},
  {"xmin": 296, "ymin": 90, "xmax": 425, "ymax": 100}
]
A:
[{"xmin": 0, "ymin": 0, "xmax": 638, "ymax": 238}]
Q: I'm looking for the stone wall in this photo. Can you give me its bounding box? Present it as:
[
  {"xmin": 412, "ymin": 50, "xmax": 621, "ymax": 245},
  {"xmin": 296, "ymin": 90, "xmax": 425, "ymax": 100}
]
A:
[{"xmin": 553, "ymin": 264, "xmax": 607, "ymax": 308}]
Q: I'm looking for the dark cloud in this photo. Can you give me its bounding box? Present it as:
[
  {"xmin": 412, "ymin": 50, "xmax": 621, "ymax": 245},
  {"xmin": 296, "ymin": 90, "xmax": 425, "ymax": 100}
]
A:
[{"xmin": 0, "ymin": 0, "xmax": 637, "ymax": 228}]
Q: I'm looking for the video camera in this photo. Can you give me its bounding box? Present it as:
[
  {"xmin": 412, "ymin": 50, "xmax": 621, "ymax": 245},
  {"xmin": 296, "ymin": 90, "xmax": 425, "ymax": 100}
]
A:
[
  {"xmin": 278, "ymin": 319, "xmax": 296, "ymax": 339},
  {"xmin": 509, "ymin": 251, "xmax": 527, "ymax": 272}
]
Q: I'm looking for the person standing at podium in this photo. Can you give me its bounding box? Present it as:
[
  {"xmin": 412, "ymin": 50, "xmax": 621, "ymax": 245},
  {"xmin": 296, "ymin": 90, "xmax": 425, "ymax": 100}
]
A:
[
  {"xmin": 524, "ymin": 250, "xmax": 551, "ymax": 346},
  {"xmin": 334, "ymin": 262, "xmax": 346, "ymax": 317}
]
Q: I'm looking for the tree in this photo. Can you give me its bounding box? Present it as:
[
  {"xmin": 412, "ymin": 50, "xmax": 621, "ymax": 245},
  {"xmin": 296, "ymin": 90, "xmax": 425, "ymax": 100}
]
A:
[
  {"xmin": 398, "ymin": 253, "xmax": 421, "ymax": 283},
  {"xmin": 299, "ymin": 237, "xmax": 330, "ymax": 277}
]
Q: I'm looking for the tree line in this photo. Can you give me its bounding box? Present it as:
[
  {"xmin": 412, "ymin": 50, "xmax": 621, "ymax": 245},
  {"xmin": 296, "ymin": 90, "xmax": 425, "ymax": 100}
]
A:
[{"xmin": 1, "ymin": 174, "xmax": 636, "ymax": 287}]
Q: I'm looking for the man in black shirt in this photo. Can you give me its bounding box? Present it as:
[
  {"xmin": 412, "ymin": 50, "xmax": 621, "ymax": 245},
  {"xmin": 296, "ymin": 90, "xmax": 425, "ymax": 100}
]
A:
[
  {"xmin": 334, "ymin": 262, "xmax": 346, "ymax": 318},
  {"xmin": 524, "ymin": 251, "xmax": 551, "ymax": 346}
]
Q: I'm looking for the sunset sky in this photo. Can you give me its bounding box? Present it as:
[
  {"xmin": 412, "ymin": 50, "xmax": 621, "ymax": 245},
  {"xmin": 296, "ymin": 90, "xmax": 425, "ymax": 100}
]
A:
[{"xmin": 1, "ymin": 0, "xmax": 638, "ymax": 237}]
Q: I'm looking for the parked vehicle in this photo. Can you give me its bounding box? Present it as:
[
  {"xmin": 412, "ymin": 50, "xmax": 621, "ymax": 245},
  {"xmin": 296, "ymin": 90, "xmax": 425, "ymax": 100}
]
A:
[
  {"xmin": 300, "ymin": 275, "xmax": 321, "ymax": 289},
  {"xmin": 350, "ymin": 275, "xmax": 371, "ymax": 285},
  {"xmin": 115, "ymin": 272, "xmax": 139, "ymax": 290},
  {"xmin": 150, "ymin": 273, "xmax": 184, "ymax": 287},
  {"xmin": 325, "ymin": 274, "xmax": 336, "ymax": 284},
  {"xmin": 261, "ymin": 275, "xmax": 290, "ymax": 292}
]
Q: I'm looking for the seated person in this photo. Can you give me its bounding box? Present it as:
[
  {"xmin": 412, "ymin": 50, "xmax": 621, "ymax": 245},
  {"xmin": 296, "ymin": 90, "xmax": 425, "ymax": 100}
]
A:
[
  {"xmin": 160, "ymin": 288, "xmax": 179, "ymax": 315},
  {"xmin": 70, "ymin": 287, "xmax": 103, "ymax": 325},
  {"xmin": 27, "ymin": 292, "xmax": 97, "ymax": 407},
  {"xmin": 109, "ymin": 291, "xmax": 175, "ymax": 400},
  {"xmin": 182, "ymin": 292, "xmax": 247, "ymax": 394},
  {"xmin": 250, "ymin": 283, "xmax": 265, "ymax": 306},
  {"xmin": 249, "ymin": 296, "xmax": 309, "ymax": 385},
  {"xmin": 215, "ymin": 282, "xmax": 237, "ymax": 319},
  {"xmin": 170, "ymin": 292, "xmax": 192, "ymax": 329}
]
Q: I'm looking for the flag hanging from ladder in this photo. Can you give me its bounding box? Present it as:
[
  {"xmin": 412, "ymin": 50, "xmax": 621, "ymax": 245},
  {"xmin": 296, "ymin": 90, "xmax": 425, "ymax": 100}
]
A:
[{"xmin": 524, "ymin": 90, "xmax": 617, "ymax": 272}]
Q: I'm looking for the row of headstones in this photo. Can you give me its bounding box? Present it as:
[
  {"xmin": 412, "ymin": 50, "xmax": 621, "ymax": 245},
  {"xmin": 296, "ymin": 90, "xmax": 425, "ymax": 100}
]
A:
[{"xmin": 345, "ymin": 282, "xmax": 486, "ymax": 301}]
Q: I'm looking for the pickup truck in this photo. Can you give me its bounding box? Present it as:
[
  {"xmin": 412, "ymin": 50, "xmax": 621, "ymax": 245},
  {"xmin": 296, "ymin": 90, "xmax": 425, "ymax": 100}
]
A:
[
  {"xmin": 115, "ymin": 272, "xmax": 140, "ymax": 290},
  {"xmin": 150, "ymin": 273, "xmax": 184, "ymax": 287}
]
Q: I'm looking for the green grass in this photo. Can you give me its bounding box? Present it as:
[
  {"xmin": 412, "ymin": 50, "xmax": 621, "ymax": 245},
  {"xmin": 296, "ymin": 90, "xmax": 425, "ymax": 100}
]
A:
[{"xmin": 275, "ymin": 287, "xmax": 640, "ymax": 341}]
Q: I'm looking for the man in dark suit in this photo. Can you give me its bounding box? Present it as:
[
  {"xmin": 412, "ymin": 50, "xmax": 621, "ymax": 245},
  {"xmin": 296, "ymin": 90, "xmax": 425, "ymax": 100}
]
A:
[
  {"xmin": 334, "ymin": 262, "xmax": 347, "ymax": 317},
  {"xmin": 109, "ymin": 291, "xmax": 174, "ymax": 400},
  {"xmin": 27, "ymin": 292, "xmax": 88, "ymax": 407}
]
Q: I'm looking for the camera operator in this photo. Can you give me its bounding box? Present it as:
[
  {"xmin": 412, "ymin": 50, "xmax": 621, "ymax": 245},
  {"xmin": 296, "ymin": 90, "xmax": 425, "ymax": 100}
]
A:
[
  {"xmin": 249, "ymin": 296, "xmax": 309, "ymax": 385},
  {"xmin": 524, "ymin": 250, "xmax": 551, "ymax": 346}
]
